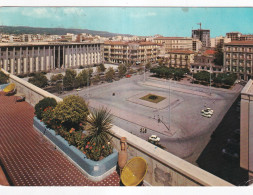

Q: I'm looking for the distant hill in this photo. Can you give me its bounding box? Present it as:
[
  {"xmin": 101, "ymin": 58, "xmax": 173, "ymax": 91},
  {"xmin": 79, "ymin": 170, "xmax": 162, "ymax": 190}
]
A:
[{"xmin": 0, "ymin": 25, "xmax": 133, "ymax": 37}]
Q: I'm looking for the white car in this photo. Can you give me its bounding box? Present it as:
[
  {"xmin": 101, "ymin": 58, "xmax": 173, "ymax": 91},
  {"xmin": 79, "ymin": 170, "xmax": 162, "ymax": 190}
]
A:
[
  {"xmin": 149, "ymin": 135, "xmax": 160, "ymax": 142},
  {"xmin": 201, "ymin": 108, "xmax": 214, "ymax": 115},
  {"xmin": 202, "ymin": 112, "xmax": 212, "ymax": 118}
]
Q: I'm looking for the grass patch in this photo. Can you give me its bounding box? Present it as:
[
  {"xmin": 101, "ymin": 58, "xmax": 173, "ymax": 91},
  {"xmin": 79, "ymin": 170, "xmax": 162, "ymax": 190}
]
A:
[{"xmin": 140, "ymin": 93, "xmax": 166, "ymax": 103}]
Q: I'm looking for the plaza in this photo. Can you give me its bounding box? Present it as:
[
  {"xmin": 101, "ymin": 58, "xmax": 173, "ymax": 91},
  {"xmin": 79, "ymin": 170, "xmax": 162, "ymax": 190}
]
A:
[{"xmin": 60, "ymin": 74, "xmax": 242, "ymax": 163}]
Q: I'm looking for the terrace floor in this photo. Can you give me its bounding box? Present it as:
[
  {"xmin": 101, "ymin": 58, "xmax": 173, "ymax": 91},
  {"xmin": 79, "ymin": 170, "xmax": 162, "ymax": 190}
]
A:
[{"xmin": 0, "ymin": 92, "xmax": 120, "ymax": 186}]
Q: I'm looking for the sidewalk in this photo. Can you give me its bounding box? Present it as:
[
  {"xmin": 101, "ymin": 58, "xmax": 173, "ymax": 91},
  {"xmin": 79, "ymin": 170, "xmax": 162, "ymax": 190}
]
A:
[{"xmin": 149, "ymin": 77, "xmax": 242, "ymax": 94}]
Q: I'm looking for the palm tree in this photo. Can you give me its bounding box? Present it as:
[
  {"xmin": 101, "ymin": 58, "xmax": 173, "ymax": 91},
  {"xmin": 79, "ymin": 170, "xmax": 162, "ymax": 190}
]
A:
[{"xmin": 85, "ymin": 107, "xmax": 113, "ymax": 147}]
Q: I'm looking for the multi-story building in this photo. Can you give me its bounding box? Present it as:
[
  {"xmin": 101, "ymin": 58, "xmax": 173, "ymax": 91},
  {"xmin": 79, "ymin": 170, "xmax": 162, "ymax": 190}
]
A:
[
  {"xmin": 240, "ymin": 34, "xmax": 253, "ymax": 41},
  {"xmin": 104, "ymin": 41, "xmax": 158, "ymax": 64},
  {"xmin": 192, "ymin": 29, "xmax": 211, "ymax": 48},
  {"xmin": 192, "ymin": 39, "xmax": 202, "ymax": 52},
  {"xmin": 226, "ymin": 32, "xmax": 242, "ymax": 41},
  {"xmin": 191, "ymin": 49, "xmax": 223, "ymax": 75},
  {"xmin": 0, "ymin": 41, "xmax": 104, "ymax": 75},
  {"xmin": 224, "ymin": 41, "xmax": 253, "ymax": 81},
  {"xmin": 153, "ymin": 37, "xmax": 193, "ymax": 52},
  {"xmin": 210, "ymin": 36, "xmax": 231, "ymax": 48},
  {"xmin": 166, "ymin": 50, "xmax": 194, "ymax": 69}
]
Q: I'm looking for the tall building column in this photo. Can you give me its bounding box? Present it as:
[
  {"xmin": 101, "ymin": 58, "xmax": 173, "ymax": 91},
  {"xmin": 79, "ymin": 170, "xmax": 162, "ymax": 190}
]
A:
[
  {"xmin": 18, "ymin": 47, "xmax": 22, "ymax": 74},
  {"xmin": 4, "ymin": 47, "xmax": 8, "ymax": 72},
  {"xmin": 36, "ymin": 47, "xmax": 39, "ymax": 72},
  {"xmin": 10, "ymin": 47, "xmax": 15, "ymax": 74},
  {"xmin": 53, "ymin": 46, "xmax": 55, "ymax": 69}
]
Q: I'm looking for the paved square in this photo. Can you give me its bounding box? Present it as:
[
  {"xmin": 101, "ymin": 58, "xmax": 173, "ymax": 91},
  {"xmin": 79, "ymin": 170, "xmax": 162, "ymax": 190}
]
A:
[{"xmin": 60, "ymin": 74, "xmax": 242, "ymax": 162}]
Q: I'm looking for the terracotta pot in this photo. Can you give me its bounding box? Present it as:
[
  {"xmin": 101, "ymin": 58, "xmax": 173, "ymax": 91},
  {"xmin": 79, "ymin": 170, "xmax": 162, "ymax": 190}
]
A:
[{"xmin": 118, "ymin": 137, "xmax": 128, "ymax": 172}]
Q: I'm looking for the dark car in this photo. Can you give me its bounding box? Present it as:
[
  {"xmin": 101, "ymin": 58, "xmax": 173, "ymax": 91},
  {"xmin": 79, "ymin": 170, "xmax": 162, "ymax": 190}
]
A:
[
  {"xmin": 226, "ymin": 129, "xmax": 240, "ymax": 146},
  {"xmin": 222, "ymin": 143, "xmax": 240, "ymax": 160}
]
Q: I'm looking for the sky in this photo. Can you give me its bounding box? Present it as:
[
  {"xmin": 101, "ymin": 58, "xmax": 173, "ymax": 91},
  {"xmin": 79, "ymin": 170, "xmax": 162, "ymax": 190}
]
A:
[{"xmin": 0, "ymin": 7, "xmax": 253, "ymax": 37}]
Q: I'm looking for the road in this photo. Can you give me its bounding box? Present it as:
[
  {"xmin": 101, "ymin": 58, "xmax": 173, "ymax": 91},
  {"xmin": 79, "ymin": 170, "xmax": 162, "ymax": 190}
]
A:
[{"xmin": 59, "ymin": 73, "xmax": 241, "ymax": 163}]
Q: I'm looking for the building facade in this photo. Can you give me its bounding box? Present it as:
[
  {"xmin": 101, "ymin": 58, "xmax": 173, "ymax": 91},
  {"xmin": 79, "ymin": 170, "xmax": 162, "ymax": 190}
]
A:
[
  {"xmin": 165, "ymin": 50, "xmax": 194, "ymax": 69},
  {"xmin": 224, "ymin": 41, "xmax": 253, "ymax": 81},
  {"xmin": 0, "ymin": 42, "xmax": 104, "ymax": 75},
  {"xmin": 192, "ymin": 29, "xmax": 211, "ymax": 48},
  {"xmin": 104, "ymin": 41, "xmax": 158, "ymax": 64},
  {"xmin": 210, "ymin": 36, "xmax": 231, "ymax": 48},
  {"xmin": 226, "ymin": 32, "xmax": 242, "ymax": 41},
  {"xmin": 153, "ymin": 37, "xmax": 193, "ymax": 52},
  {"xmin": 191, "ymin": 50, "xmax": 223, "ymax": 75}
]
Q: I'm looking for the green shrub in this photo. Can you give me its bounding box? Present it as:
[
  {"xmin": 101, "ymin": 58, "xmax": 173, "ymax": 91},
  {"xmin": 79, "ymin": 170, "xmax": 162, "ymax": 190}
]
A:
[
  {"xmin": 41, "ymin": 106, "xmax": 56, "ymax": 129},
  {"xmin": 28, "ymin": 73, "xmax": 48, "ymax": 88},
  {"xmin": 34, "ymin": 97, "xmax": 57, "ymax": 120},
  {"xmin": 0, "ymin": 71, "xmax": 9, "ymax": 84},
  {"xmin": 53, "ymin": 95, "xmax": 89, "ymax": 130}
]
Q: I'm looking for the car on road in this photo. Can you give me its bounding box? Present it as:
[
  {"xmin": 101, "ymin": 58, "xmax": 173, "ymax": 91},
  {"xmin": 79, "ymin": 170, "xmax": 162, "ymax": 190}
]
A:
[
  {"xmin": 201, "ymin": 107, "xmax": 214, "ymax": 115},
  {"xmin": 126, "ymin": 74, "xmax": 131, "ymax": 78},
  {"xmin": 222, "ymin": 143, "xmax": 240, "ymax": 160},
  {"xmin": 149, "ymin": 135, "xmax": 160, "ymax": 142},
  {"xmin": 202, "ymin": 112, "xmax": 212, "ymax": 118}
]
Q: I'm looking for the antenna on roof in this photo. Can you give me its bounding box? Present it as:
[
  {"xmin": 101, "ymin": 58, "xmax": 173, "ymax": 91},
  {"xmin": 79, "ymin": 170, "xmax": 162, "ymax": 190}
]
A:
[{"xmin": 197, "ymin": 22, "xmax": 202, "ymax": 30}]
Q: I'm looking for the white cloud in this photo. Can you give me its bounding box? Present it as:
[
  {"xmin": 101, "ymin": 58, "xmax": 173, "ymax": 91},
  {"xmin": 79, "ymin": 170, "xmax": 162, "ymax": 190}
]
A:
[
  {"xmin": 62, "ymin": 8, "xmax": 86, "ymax": 16},
  {"xmin": 21, "ymin": 8, "xmax": 52, "ymax": 18},
  {"xmin": 130, "ymin": 12, "xmax": 157, "ymax": 18}
]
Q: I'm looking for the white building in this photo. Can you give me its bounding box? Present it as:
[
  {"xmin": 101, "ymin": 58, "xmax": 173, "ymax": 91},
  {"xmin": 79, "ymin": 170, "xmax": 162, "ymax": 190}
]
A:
[{"xmin": 0, "ymin": 42, "xmax": 104, "ymax": 75}]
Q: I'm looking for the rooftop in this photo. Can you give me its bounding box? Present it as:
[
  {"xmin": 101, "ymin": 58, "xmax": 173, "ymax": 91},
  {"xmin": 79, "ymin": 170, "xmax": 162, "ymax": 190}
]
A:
[
  {"xmin": 0, "ymin": 92, "xmax": 120, "ymax": 186},
  {"xmin": 104, "ymin": 41, "xmax": 157, "ymax": 46},
  {"xmin": 204, "ymin": 50, "xmax": 216, "ymax": 55},
  {"xmin": 154, "ymin": 37, "xmax": 191, "ymax": 40},
  {"xmin": 0, "ymin": 41, "xmax": 103, "ymax": 47},
  {"xmin": 225, "ymin": 41, "xmax": 253, "ymax": 46}
]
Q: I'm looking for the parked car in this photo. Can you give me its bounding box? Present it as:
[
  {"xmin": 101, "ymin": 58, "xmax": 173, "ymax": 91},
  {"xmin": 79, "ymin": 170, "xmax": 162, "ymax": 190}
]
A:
[
  {"xmin": 149, "ymin": 135, "xmax": 160, "ymax": 142},
  {"xmin": 222, "ymin": 143, "xmax": 240, "ymax": 159},
  {"xmin": 126, "ymin": 74, "xmax": 131, "ymax": 78}
]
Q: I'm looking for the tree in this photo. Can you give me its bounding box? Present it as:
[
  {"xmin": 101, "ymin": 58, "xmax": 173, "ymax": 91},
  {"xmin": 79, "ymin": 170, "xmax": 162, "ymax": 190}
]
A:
[
  {"xmin": 145, "ymin": 62, "xmax": 151, "ymax": 70},
  {"xmin": 0, "ymin": 71, "xmax": 9, "ymax": 84},
  {"xmin": 105, "ymin": 67, "xmax": 115, "ymax": 81},
  {"xmin": 99, "ymin": 63, "xmax": 106, "ymax": 72},
  {"xmin": 51, "ymin": 73, "xmax": 63, "ymax": 83},
  {"xmin": 28, "ymin": 72, "xmax": 48, "ymax": 88},
  {"xmin": 173, "ymin": 69, "xmax": 185, "ymax": 81},
  {"xmin": 118, "ymin": 64, "xmax": 127, "ymax": 78},
  {"xmin": 53, "ymin": 95, "xmax": 89, "ymax": 130},
  {"xmin": 84, "ymin": 107, "xmax": 113, "ymax": 161},
  {"xmin": 193, "ymin": 71, "xmax": 210, "ymax": 83},
  {"xmin": 76, "ymin": 69, "xmax": 89, "ymax": 87},
  {"xmin": 63, "ymin": 69, "xmax": 77, "ymax": 89},
  {"xmin": 214, "ymin": 43, "xmax": 224, "ymax": 66}
]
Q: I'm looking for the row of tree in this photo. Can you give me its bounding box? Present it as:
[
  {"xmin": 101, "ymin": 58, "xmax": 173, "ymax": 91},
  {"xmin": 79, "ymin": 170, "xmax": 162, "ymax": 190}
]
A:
[
  {"xmin": 193, "ymin": 71, "xmax": 237, "ymax": 87},
  {"xmin": 150, "ymin": 66, "xmax": 190, "ymax": 81}
]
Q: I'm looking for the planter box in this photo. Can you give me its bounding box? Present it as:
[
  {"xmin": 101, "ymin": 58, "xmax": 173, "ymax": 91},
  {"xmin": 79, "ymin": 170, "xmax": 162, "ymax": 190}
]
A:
[{"xmin": 33, "ymin": 116, "xmax": 118, "ymax": 181}]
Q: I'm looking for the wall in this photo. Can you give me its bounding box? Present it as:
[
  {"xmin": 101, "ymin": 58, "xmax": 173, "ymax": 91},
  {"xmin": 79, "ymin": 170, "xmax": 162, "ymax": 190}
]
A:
[
  {"xmin": 110, "ymin": 125, "xmax": 233, "ymax": 186},
  {"xmin": 1, "ymin": 69, "xmax": 62, "ymax": 106}
]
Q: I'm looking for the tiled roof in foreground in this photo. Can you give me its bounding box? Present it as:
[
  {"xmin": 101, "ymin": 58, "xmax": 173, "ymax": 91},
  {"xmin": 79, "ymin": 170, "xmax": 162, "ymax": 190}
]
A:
[{"xmin": 0, "ymin": 93, "xmax": 120, "ymax": 186}]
